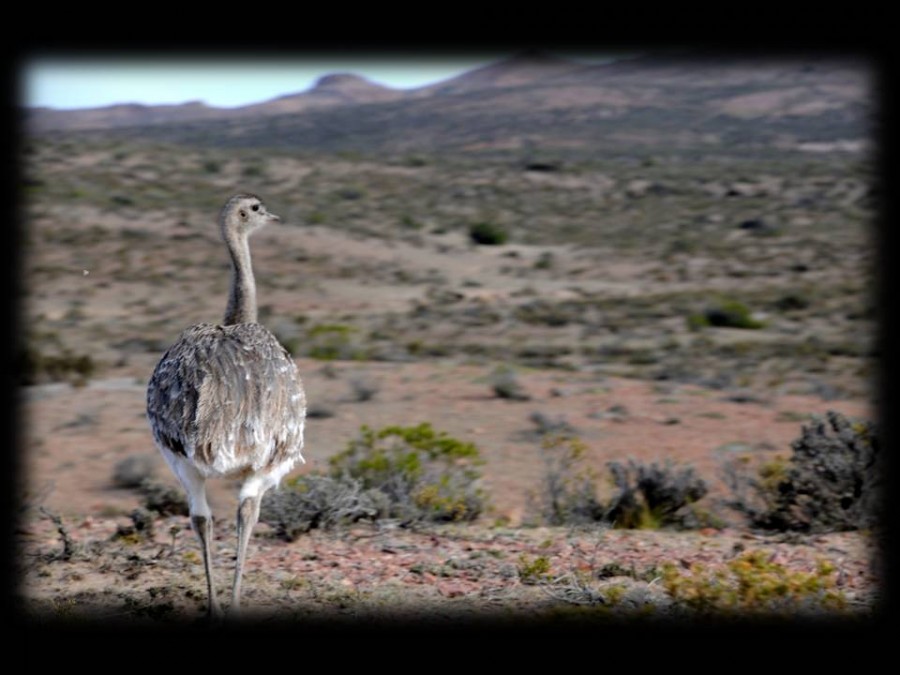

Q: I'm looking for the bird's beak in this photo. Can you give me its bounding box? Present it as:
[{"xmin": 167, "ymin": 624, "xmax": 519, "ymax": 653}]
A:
[{"xmin": 268, "ymin": 212, "xmax": 281, "ymax": 223}]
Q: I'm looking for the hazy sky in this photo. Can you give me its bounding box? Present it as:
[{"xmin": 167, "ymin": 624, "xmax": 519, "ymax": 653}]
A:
[
  {"xmin": 23, "ymin": 55, "xmax": 512, "ymax": 110},
  {"xmin": 24, "ymin": 53, "xmax": 627, "ymax": 110}
]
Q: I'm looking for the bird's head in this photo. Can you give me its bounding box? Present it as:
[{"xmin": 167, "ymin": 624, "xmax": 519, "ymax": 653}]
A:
[{"xmin": 220, "ymin": 193, "xmax": 281, "ymax": 238}]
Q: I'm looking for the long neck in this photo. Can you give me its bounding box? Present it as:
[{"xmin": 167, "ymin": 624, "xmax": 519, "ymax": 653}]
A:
[{"xmin": 223, "ymin": 229, "xmax": 257, "ymax": 325}]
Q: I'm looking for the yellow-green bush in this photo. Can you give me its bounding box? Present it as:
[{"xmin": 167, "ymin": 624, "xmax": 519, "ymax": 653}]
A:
[
  {"xmin": 688, "ymin": 298, "xmax": 766, "ymax": 330},
  {"xmin": 533, "ymin": 436, "xmax": 603, "ymax": 525},
  {"xmin": 517, "ymin": 554, "xmax": 552, "ymax": 585},
  {"xmin": 661, "ymin": 550, "xmax": 846, "ymax": 614},
  {"xmin": 329, "ymin": 423, "xmax": 487, "ymax": 523}
]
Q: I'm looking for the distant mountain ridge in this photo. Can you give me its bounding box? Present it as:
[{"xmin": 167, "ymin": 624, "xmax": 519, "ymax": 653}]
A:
[
  {"xmin": 411, "ymin": 52, "xmax": 590, "ymax": 96},
  {"xmin": 24, "ymin": 52, "xmax": 871, "ymax": 158},
  {"xmin": 26, "ymin": 70, "xmax": 406, "ymax": 132},
  {"xmin": 251, "ymin": 73, "xmax": 405, "ymax": 114}
]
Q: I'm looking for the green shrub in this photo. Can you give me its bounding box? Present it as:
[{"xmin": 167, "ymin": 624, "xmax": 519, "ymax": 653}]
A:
[
  {"xmin": 329, "ymin": 423, "xmax": 487, "ymax": 523},
  {"xmin": 518, "ymin": 554, "xmax": 552, "ymax": 584},
  {"xmin": 469, "ymin": 221, "xmax": 508, "ymax": 245},
  {"xmin": 702, "ymin": 299, "xmax": 766, "ymax": 329},
  {"xmin": 686, "ymin": 313, "xmax": 710, "ymax": 331},
  {"xmin": 662, "ymin": 550, "xmax": 846, "ymax": 614}
]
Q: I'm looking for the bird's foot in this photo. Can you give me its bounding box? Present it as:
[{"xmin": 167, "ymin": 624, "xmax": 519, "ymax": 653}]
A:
[{"xmin": 207, "ymin": 601, "xmax": 225, "ymax": 625}]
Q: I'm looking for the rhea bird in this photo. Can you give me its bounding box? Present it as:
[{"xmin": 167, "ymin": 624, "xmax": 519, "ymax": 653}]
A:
[{"xmin": 146, "ymin": 194, "xmax": 306, "ymax": 618}]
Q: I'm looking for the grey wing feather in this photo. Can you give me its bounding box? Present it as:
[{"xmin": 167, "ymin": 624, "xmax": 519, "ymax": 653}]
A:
[{"xmin": 147, "ymin": 323, "xmax": 306, "ymax": 476}]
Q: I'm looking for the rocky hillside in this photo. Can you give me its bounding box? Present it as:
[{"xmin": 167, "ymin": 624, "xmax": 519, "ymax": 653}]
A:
[{"xmin": 24, "ymin": 52, "xmax": 872, "ymax": 159}]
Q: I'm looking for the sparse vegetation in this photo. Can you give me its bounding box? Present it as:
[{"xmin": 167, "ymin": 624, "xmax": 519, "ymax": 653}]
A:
[
  {"xmin": 39, "ymin": 507, "xmax": 76, "ymax": 561},
  {"xmin": 534, "ymin": 251, "xmax": 555, "ymax": 270},
  {"xmin": 532, "ymin": 436, "xmax": 603, "ymax": 526},
  {"xmin": 20, "ymin": 343, "xmax": 96, "ymax": 386},
  {"xmin": 605, "ymin": 459, "xmax": 709, "ymax": 530},
  {"xmin": 112, "ymin": 508, "xmax": 155, "ymax": 544},
  {"xmin": 517, "ymin": 554, "xmax": 552, "ymax": 584},
  {"xmin": 724, "ymin": 411, "xmax": 879, "ymax": 532},
  {"xmin": 335, "ymin": 186, "xmax": 366, "ymax": 201},
  {"xmin": 468, "ymin": 221, "xmax": 508, "ymax": 246},
  {"xmin": 688, "ymin": 298, "xmax": 766, "ymax": 330},
  {"xmin": 514, "ymin": 299, "xmax": 574, "ymax": 327},
  {"xmin": 112, "ymin": 456, "xmax": 156, "ymax": 488},
  {"xmin": 490, "ymin": 365, "xmax": 531, "ymax": 401},
  {"xmin": 348, "ymin": 376, "xmax": 380, "ymax": 402},
  {"xmin": 531, "ymin": 436, "xmax": 710, "ymax": 530},
  {"xmin": 328, "ymin": 423, "xmax": 487, "ymax": 523},
  {"xmin": 518, "ymin": 540, "xmax": 851, "ymax": 616},
  {"xmin": 529, "ymin": 411, "xmax": 577, "ymax": 438},
  {"xmin": 20, "ymin": 129, "xmax": 873, "ymax": 397},
  {"xmin": 259, "ymin": 474, "xmax": 379, "ymax": 541},
  {"xmin": 306, "ymin": 323, "xmax": 366, "ymax": 361},
  {"xmin": 18, "ymin": 60, "xmax": 876, "ymax": 620},
  {"xmin": 138, "ymin": 480, "xmax": 189, "ymax": 517},
  {"xmin": 661, "ymin": 550, "xmax": 847, "ymax": 614}
]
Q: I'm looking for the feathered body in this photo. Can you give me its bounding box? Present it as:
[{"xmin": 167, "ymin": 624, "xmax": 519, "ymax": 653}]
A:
[
  {"xmin": 147, "ymin": 322, "xmax": 306, "ymax": 482},
  {"xmin": 145, "ymin": 193, "xmax": 305, "ymax": 618}
]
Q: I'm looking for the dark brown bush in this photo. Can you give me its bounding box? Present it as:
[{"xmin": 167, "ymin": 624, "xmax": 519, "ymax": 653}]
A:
[{"xmin": 724, "ymin": 411, "xmax": 879, "ymax": 532}]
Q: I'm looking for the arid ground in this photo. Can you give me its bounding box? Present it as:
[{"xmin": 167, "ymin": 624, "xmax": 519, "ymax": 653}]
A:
[
  {"xmin": 18, "ymin": 360, "xmax": 879, "ymax": 623},
  {"xmin": 16, "ymin": 55, "xmax": 881, "ymax": 625}
]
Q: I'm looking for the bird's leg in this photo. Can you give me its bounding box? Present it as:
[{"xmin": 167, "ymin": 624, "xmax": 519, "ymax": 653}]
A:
[
  {"xmin": 172, "ymin": 459, "xmax": 222, "ymax": 620},
  {"xmin": 191, "ymin": 513, "xmax": 223, "ymax": 620},
  {"xmin": 231, "ymin": 493, "xmax": 261, "ymax": 614}
]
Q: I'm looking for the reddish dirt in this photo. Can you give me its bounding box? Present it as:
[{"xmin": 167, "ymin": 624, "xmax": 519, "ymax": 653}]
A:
[{"xmin": 16, "ymin": 357, "xmax": 880, "ymax": 623}]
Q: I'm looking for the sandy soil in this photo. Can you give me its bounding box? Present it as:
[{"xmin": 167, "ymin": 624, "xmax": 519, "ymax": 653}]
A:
[
  {"xmin": 17, "ymin": 358, "xmax": 879, "ymax": 624},
  {"xmin": 17, "ymin": 144, "xmax": 879, "ymax": 625},
  {"xmin": 21, "ymin": 359, "xmax": 872, "ymax": 525}
]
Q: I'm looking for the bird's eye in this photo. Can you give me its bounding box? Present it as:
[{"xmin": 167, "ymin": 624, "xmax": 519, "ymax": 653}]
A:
[{"xmin": 252, "ymin": 204, "xmax": 260, "ymax": 212}]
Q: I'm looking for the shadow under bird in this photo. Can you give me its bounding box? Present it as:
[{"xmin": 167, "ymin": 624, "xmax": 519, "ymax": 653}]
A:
[{"xmin": 146, "ymin": 194, "xmax": 307, "ymax": 619}]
